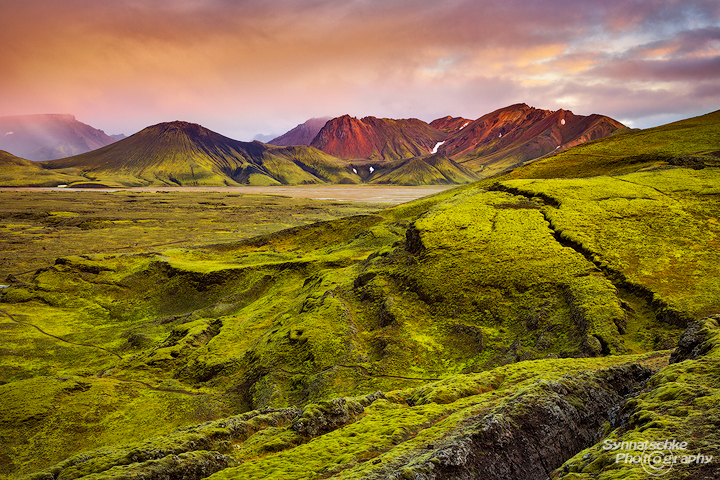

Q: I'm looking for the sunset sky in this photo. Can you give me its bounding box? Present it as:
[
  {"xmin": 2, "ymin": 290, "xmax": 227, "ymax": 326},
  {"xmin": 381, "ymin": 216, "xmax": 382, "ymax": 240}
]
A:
[{"xmin": 1, "ymin": 0, "xmax": 719, "ymax": 140}]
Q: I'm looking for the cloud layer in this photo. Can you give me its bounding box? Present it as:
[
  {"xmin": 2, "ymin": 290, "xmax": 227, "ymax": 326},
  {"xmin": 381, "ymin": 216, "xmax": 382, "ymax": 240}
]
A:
[{"xmin": 1, "ymin": 0, "xmax": 718, "ymax": 139}]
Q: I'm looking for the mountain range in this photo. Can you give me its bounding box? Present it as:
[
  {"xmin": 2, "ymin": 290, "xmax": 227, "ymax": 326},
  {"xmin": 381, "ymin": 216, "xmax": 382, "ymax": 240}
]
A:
[
  {"xmin": 0, "ymin": 104, "xmax": 631, "ymax": 186},
  {"xmin": 305, "ymin": 104, "xmax": 624, "ymax": 179},
  {"xmin": 0, "ymin": 114, "xmax": 121, "ymax": 161}
]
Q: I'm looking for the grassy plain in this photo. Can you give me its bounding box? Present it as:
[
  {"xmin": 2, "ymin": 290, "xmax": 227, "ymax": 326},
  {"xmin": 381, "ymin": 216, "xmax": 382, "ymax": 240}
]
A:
[{"xmin": 0, "ymin": 190, "xmax": 386, "ymax": 280}]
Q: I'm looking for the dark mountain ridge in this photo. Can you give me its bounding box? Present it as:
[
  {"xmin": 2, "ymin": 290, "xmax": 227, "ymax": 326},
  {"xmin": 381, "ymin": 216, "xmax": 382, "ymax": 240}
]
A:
[
  {"xmin": 285, "ymin": 105, "xmax": 625, "ymax": 177},
  {"xmin": 3, "ymin": 104, "xmax": 626, "ymax": 186},
  {"xmin": 438, "ymin": 103, "xmax": 626, "ymax": 176}
]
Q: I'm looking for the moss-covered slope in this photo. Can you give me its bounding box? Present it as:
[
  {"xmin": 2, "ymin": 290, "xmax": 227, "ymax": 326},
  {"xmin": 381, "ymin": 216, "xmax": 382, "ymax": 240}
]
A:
[
  {"xmin": 0, "ymin": 150, "xmax": 86, "ymax": 187},
  {"xmin": 2, "ymin": 163, "xmax": 718, "ymax": 478}
]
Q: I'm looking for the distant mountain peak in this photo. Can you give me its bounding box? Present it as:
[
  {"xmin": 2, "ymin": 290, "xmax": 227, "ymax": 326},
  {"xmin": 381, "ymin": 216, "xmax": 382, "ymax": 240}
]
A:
[
  {"xmin": 310, "ymin": 115, "xmax": 445, "ymax": 161},
  {"xmin": 430, "ymin": 116, "xmax": 473, "ymax": 133},
  {"xmin": 269, "ymin": 117, "xmax": 333, "ymax": 146},
  {"xmin": 0, "ymin": 114, "xmax": 118, "ymax": 161}
]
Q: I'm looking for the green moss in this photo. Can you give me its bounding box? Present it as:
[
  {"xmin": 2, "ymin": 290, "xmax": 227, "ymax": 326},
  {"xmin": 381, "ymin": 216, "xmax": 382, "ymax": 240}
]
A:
[
  {"xmin": 503, "ymin": 169, "xmax": 720, "ymax": 321},
  {"xmin": 3, "ymin": 124, "xmax": 719, "ymax": 480}
]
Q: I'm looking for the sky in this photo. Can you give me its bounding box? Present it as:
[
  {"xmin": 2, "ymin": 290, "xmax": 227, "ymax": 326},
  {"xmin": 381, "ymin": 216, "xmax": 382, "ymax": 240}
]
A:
[{"xmin": 1, "ymin": 0, "xmax": 719, "ymax": 141}]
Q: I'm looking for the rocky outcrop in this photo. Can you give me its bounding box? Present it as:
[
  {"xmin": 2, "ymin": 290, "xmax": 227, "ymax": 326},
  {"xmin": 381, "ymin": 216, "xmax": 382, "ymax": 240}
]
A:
[
  {"xmin": 53, "ymin": 451, "xmax": 234, "ymax": 480},
  {"xmin": 670, "ymin": 315, "xmax": 720, "ymax": 363},
  {"xmin": 405, "ymin": 224, "xmax": 425, "ymax": 255},
  {"xmin": 387, "ymin": 364, "xmax": 651, "ymax": 480},
  {"xmin": 290, "ymin": 391, "xmax": 386, "ymax": 437}
]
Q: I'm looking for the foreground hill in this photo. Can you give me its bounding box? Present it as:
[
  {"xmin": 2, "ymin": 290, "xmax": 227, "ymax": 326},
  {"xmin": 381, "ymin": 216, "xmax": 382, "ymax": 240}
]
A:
[
  {"xmin": 0, "ymin": 114, "xmax": 119, "ymax": 161},
  {"xmin": 0, "ymin": 150, "xmax": 86, "ymax": 186},
  {"xmin": 42, "ymin": 121, "xmax": 361, "ymax": 186}
]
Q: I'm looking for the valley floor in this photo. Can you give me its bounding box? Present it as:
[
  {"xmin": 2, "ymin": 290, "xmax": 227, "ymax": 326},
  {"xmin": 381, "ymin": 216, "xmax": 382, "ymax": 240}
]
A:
[
  {"xmin": 0, "ymin": 185, "xmax": 454, "ymax": 204},
  {"xmin": 1, "ymin": 168, "xmax": 719, "ymax": 480}
]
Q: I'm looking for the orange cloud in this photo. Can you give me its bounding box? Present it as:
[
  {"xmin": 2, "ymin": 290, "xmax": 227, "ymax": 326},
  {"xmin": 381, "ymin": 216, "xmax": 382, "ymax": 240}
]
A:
[{"xmin": 0, "ymin": 0, "xmax": 718, "ymax": 138}]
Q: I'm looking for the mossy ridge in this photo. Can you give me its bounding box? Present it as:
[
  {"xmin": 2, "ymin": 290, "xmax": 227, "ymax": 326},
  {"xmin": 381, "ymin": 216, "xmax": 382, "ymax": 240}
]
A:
[
  {"xmin": 207, "ymin": 356, "xmax": 658, "ymax": 480},
  {"xmin": 554, "ymin": 315, "xmax": 720, "ymax": 479},
  {"xmin": 15, "ymin": 407, "xmax": 300, "ymax": 480},
  {"xmin": 501, "ymin": 168, "xmax": 720, "ymax": 323},
  {"xmin": 4, "ymin": 354, "xmax": 663, "ymax": 480},
  {"xmin": 380, "ymin": 186, "xmax": 631, "ymax": 363}
]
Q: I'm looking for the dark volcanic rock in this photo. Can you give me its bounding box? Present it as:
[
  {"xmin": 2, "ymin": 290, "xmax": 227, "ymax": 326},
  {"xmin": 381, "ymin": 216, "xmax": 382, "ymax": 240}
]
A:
[
  {"xmin": 405, "ymin": 224, "xmax": 425, "ymax": 255},
  {"xmin": 387, "ymin": 364, "xmax": 651, "ymax": 480},
  {"xmin": 670, "ymin": 315, "xmax": 720, "ymax": 363},
  {"xmin": 291, "ymin": 392, "xmax": 386, "ymax": 437}
]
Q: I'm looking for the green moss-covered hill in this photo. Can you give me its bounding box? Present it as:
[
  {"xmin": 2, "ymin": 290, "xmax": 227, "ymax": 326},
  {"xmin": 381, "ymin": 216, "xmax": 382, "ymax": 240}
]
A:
[
  {"xmin": 0, "ymin": 151, "xmax": 86, "ymax": 187},
  {"xmin": 38, "ymin": 122, "xmax": 362, "ymax": 187},
  {"xmin": 1, "ymin": 109, "xmax": 720, "ymax": 479}
]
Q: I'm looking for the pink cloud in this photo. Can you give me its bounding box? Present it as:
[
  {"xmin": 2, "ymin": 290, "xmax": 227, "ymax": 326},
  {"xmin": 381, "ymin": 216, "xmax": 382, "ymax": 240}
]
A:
[{"xmin": 0, "ymin": 0, "xmax": 718, "ymax": 137}]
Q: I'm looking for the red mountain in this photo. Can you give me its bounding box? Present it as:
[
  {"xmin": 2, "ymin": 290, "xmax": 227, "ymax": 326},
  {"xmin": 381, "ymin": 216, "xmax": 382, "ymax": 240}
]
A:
[
  {"xmin": 310, "ymin": 115, "xmax": 446, "ymax": 161},
  {"xmin": 0, "ymin": 114, "xmax": 120, "ymax": 161},
  {"xmin": 306, "ymin": 106, "xmax": 623, "ymax": 175},
  {"xmin": 434, "ymin": 104, "xmax": 626, "ymax": 176},
  {"xmin": 429, "ymin": 116, "xmax": 473, "ymax": 133},
  {"xmin": 268, "ymin": 117, "xmax": 332, "ymax": 146}
]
